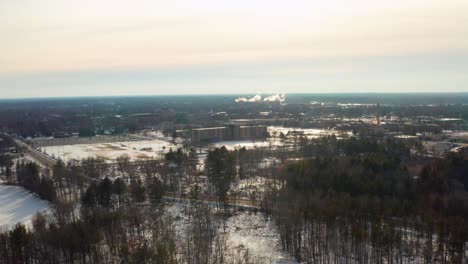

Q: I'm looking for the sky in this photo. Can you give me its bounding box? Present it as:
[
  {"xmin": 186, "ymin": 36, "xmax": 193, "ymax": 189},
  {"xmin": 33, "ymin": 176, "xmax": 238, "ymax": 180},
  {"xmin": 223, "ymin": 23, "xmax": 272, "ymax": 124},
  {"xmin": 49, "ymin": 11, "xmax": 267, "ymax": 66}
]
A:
[{"xmin": 1, "ymin": 0, "xmax": 468, "ymax": 98}]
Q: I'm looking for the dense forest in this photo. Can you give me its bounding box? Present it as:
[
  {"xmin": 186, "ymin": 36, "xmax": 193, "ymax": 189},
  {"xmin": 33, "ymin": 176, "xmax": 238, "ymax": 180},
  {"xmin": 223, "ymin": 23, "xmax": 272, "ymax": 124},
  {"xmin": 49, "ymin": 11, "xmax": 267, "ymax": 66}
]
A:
[
  {"xmin": 0, "ymin": 141, "xmax": 264, "ymax": 263},
  {"xmin": 0, "ymin": 133, "xmax": 467, "ymax": 263},
  {"xmin": 264, "ymin": 137, "xmax": 468, "ymax": 263},
  {"xmin": 0, "ymin": 159, "xmax": 252, "ymax": 264}
]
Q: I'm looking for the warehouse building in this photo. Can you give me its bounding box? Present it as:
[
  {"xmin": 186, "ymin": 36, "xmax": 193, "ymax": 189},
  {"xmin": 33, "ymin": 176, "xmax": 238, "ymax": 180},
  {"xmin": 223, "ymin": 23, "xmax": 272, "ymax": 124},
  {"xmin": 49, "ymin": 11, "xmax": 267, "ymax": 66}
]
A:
[{"xmin": 177, "ymin": 125, "xmax": 267, "ymax": 142}]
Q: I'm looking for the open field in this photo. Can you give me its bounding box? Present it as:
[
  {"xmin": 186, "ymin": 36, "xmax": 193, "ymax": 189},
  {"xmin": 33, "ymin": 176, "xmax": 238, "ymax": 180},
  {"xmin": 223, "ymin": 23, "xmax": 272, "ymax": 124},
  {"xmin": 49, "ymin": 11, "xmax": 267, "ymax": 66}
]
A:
[
  {"xmin": 0, "ymin": 184, "xmax": 50, "ymax": 230},
  {"xmin": 42, "ymin": 139, "xmax": 177, "ymax": 162}
]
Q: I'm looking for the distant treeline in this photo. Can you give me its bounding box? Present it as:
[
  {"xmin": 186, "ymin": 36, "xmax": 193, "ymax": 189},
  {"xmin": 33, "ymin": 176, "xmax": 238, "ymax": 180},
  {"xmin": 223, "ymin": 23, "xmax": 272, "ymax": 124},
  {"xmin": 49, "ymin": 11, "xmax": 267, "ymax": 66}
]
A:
[{"xmin": 1, "ymin": 94, "xmax": 467, "ymax": 138}]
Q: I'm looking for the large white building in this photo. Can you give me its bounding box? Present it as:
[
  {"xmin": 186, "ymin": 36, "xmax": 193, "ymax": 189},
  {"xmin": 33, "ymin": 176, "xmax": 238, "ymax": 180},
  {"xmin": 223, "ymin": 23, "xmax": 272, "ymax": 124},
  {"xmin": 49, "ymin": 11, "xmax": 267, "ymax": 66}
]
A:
[{"xmin": 177, "ymin": 125, "xmax": 267, "ymax": 142}]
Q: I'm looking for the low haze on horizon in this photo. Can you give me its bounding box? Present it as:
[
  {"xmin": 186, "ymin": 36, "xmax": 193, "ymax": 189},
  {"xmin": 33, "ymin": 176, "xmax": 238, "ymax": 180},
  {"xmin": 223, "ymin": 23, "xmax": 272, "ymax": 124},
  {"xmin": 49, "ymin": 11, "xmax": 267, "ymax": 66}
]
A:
[{"xmin": 1, "ymin": 0, "xmax": 468, "ymax": 98}]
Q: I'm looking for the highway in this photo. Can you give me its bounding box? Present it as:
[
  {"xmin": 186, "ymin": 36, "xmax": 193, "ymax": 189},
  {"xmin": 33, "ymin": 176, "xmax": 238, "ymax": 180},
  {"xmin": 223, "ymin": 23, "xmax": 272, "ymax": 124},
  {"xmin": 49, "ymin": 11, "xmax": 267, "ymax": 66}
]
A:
[
  {"xmin": 2, "ymin": 133, "xmax": 97, "ymax": 182},
  {"xmin": 12, "ymin": 137, "xmax": 57, "ymax": 168}
]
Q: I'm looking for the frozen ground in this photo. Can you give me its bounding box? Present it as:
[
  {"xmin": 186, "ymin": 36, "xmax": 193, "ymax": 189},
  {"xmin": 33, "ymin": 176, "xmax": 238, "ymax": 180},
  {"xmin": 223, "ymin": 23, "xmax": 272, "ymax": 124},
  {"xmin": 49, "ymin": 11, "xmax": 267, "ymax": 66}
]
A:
[
  {"xmin": 212, "ymin": 127, "xmax": 351, "ymax": 151},
  {"xmin": 42, "ymin": 139, "xmax": 177, "ymax": 162},
  {"xmin": 230, "ymin": 177, "xmax": 278, "ymax": 200},
  {"xmin": 165, "ymin": 204, "xmax": 297, "ymax": 264},
  {"xmin": 224, "ymin": 212, "xmax": 297, "ymax": 264},
  {"xmin": 0, "ymin": 184, "xmax": 50, "ymax": 230},
  {"xmin": 39, "ymin": 127, "xmax": 350, "ymax": 162},
  {"xmin": 268, "ymin": 126, "xmax": 350, "ymax": 139},
  {"xmin": 213, "ymin": 140, "xmax": 275, "ymax": 150}
]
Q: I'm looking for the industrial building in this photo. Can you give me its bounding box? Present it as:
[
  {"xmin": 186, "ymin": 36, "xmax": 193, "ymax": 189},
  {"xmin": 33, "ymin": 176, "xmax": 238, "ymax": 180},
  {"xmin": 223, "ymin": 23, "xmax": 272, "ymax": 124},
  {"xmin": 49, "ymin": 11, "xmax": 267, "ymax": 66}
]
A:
[{"xmin": 177, "ymin": 125, "xmax": 267, "ymax": 142}]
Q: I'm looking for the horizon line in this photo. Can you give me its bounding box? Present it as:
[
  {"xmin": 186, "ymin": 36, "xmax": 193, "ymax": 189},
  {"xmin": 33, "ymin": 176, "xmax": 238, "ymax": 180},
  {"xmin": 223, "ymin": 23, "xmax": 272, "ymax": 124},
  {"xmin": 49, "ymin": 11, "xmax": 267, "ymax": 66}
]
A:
[{"xmin": 1, "ymin": 91, "xmax": 468, "ymax": 101}]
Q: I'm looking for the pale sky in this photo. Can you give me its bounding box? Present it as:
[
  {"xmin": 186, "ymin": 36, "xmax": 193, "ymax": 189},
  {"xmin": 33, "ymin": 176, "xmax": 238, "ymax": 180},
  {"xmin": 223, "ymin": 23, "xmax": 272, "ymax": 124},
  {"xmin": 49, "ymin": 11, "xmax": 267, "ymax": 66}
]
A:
[{"xmin": 1, "ymin": 0, "xmax": 468, "ymax": 98}]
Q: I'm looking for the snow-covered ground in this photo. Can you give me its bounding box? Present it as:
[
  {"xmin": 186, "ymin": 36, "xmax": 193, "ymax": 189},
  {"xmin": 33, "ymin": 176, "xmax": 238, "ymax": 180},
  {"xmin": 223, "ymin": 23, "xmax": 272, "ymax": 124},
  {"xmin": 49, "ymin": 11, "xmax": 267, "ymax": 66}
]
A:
[
  {"xmin": 229, "ymin": 177, "xmax": 279, "ymax": 200},
  {"xmin": 212, "ymin": 140, "xmax": 274, "ymax": 150},
  {"xmin": 224, "ymin": 212, "xmax": 297, "ymax": 264},
  {"xmin": 212, "ymin": 127, "xmax": 351, "ymax": 150},
  {"xmin": 166, "ymin": 204, "xmax": 297, "ymax": 263},
  {"xmin": 268, "ymin": 126, "xmax": 350, "ymax": 139},
  {"xmin": 39, "ymin": 126, "xmax": 350, "ymax": 162},
  {"xmin": 0, "ymin": 184, "xmax": 50, "ymax": 230},
  {"xmin": 42, "ymin": 139, "xmax": 177, "ymax": 162}
]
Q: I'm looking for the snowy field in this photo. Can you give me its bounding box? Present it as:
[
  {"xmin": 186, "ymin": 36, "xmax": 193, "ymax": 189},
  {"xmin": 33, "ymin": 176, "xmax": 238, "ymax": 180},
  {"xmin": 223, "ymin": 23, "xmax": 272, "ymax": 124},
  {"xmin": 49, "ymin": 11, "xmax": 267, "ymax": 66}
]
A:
[
  {"xmin": 39, "ymin": 127, "xmax": 349, "ymax": 162},
  {"xmin": 0, "ymin": 184, "xmax": 50, "ymax": 230},
  {"xmin": 39, "ymin": 126, "xmax": 349, "ymax": 163},
  {"xmin": 42, "ymin": 139, "xmax": 177, "ymax": 162},
  {"xmin": 211, "ymin": 127, "xmax": 351, "ymax": 151}
]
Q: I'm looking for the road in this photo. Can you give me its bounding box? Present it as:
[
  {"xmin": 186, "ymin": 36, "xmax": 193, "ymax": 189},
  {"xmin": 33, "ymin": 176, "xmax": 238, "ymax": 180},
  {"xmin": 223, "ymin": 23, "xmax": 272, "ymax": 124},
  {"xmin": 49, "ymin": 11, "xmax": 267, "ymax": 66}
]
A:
[
  {"xmin": 11, "ymin": 136, "xmax": 56, "ymax": 168},
  {"xmin": 2, "ymin": 133, "xmax": 98, "ymax": 182}
]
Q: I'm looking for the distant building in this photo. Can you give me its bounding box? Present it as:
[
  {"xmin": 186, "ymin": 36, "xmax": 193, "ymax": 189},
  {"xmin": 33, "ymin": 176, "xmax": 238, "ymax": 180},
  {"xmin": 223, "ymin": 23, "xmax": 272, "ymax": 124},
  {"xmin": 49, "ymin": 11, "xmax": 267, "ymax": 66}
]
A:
[
  {"xmin": 52, "ymin": 132, "xmax": 71, "ymax": 138},
  {"xmin": 179, "ymin": 125, "xmax": 267, "ymax": 142},
  {"xmin": 192, "ymin": 127, "xmax": 229, "ymax": 142},
  {"xmin": 175, "ymin": 130, "xmax": 191, "ymax": 138},
  {"xmin": 238, "ymin": 125, "xmax": 267, "ymax": 140},
  {"xmin": 433, "ymin": 118, "xmax": 464, "ymax": 130}
]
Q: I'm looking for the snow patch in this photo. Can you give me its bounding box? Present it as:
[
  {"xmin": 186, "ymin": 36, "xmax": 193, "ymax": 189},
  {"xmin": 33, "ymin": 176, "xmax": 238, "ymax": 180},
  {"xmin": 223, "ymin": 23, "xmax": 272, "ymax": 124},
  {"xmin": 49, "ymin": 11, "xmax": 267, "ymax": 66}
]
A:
[
  {"xmin": 0, "ymin": 184, "xmax": 50, "ymax": 230},
  {"xmin": 42, "ymin": 139, "xmax": 177, "ymax": 162}
]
